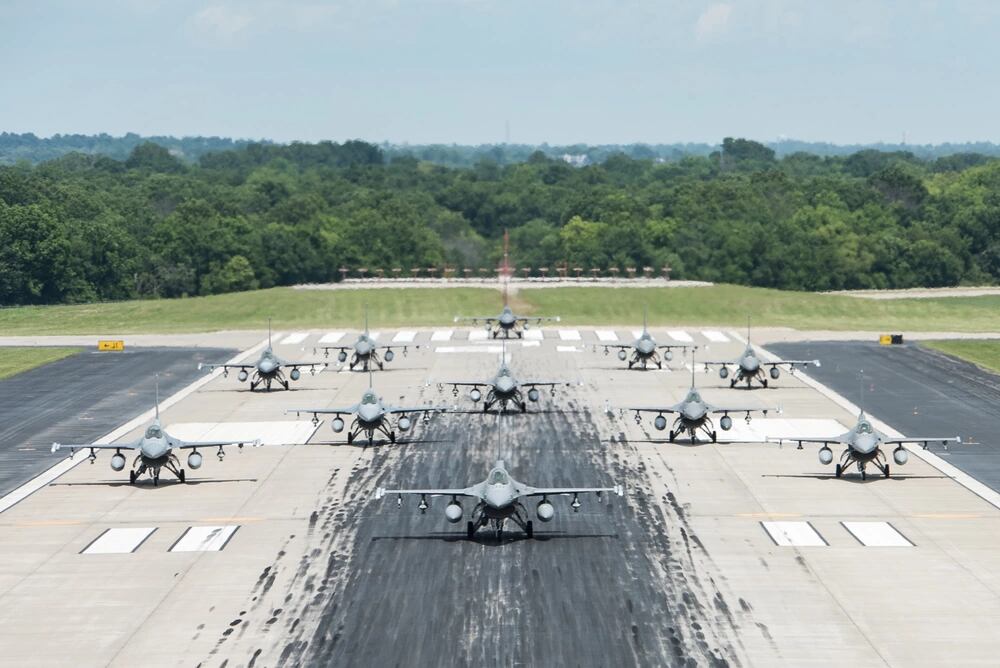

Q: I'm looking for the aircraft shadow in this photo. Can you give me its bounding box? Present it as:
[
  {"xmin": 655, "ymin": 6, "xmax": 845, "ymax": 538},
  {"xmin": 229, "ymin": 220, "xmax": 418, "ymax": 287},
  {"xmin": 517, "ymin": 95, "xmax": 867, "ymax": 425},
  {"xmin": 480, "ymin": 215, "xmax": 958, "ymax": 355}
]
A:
[
  {"xmin": 50, "ymin": 477, "xmax": 259, "ymax": 488},
  {"xmin": 310, "ymin": 438, "xmax": 450, "ymax": 448},
  {"xmin": 370, "ymin": 531, "xmax": 619, "ymax": 545},
  {"xmin": 760, "ymin": 473, "xmax": 947, "ymax": 482},
  {"xmin": 621, "ymin": 438, "xmax": 716, "ymax": 448},
  {"xmin": 445, "ymin": 408, "xmax": 586, "ymax": 416}
]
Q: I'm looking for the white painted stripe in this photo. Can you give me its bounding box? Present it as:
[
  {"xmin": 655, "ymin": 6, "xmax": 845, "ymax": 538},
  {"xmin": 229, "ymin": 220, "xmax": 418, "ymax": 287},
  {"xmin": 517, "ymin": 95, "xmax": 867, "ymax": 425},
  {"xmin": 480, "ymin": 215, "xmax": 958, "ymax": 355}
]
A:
[
  {"xmin": 558, "ymin": 329, "xmax": 581, "ymax": 341},
  {"xmin": 436, "ymin": 346, "xmax": 504, "ymax": 354},
  {"xmin": 631, "ymin": 330, "xmax": 643, "ymax": 340},
  {"xmin": 716, "ymin": 418, "xmax": 847, "ymax": 443},
  {"xmin": 521, "ymin": 341, "xmax": 541, "ymax": 347},
  {"xmin": 392, "ymin": 330, "xmax": 417, "ymax": 343},
  {"xmin": 468, "ymin": 329, "xmax": 489, "ymax": 341},
  {"xmin": 842, "ymin": 521, "xmax": 913, "ymax": 547},
  {"xmin": 761, "ymin": 521, "xmax": 827, "ymax": 547},
  {"xmin": 170, "ymin": 525, "xmax": 240, "ymax": 552},
  {"xmin": 82, "ymin": 527, "xmax": 156, "ymax": 554},
  {"xmin": 319, "ymin": 331, "xmax": 345, "ymax": 344},
  {"xmin": 668, "ymin": 330, "xmax": 694, "ymax": 343},
  {"xmin": 595, "ymin": 330, "xmax": 618, "ymax": 342},
  {"xmin": 168, "ymin": 421, "xmax": 319, "ymax": 446},
  {"xmin": 557, "ymin": 345, "xmax": 582, "ymax": 353},
  {"xmin": 431, "ymin": 329, "xmax": 453, "ymax": 341},
  {"xmin": 368, "ymin": 331, "xmax": 381, "ymax": 341},
  {"xmin": 0, "ymin": 337, "xmax": 272, "ymax": 515},
  {"xmin": 702, "ymin": 330, "xmax": 729, "ymax": 343},
  {"xmin": 728, "ymin": 330, "xmax": 747, "ymax": 344},
  {"xmin": 523, "ymin": 329, "xmax": 544, "ymax": 340},
  {"xmin": 280, "ymin": 332, "xmax": 308, "ymax": 345},
  {"xmin": 757, "ymin": 344, "xmax": 1000, "ymax": 512}
]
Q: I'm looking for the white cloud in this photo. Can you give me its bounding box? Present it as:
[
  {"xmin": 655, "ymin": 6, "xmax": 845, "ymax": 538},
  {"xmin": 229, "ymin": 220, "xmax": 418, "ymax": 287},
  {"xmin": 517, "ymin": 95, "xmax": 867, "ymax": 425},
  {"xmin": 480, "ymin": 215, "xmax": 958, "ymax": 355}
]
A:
[
  {"xmin": 695, "ymin": 2, "xmax": 733, "ymax": 42},
  {"xmin": 189, "ymin": 4, "xmax": 256, "ymax": 43}
]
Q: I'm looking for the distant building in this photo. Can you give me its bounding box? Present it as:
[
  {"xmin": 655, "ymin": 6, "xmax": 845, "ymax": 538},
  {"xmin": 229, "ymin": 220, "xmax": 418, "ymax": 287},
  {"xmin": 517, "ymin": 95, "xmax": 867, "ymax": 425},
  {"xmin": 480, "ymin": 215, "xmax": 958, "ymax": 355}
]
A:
[{"xmin": 560, "ymin": 153, "xmax": 589, "ymax": 167}]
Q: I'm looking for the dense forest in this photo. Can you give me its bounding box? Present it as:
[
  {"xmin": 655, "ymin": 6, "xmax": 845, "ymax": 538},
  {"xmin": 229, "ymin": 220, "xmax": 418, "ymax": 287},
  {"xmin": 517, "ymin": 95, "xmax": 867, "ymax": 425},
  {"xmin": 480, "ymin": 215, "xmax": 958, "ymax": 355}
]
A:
[{"xmin": 2, "ymin": 136, "xmax": 1000, "ymax": 305}]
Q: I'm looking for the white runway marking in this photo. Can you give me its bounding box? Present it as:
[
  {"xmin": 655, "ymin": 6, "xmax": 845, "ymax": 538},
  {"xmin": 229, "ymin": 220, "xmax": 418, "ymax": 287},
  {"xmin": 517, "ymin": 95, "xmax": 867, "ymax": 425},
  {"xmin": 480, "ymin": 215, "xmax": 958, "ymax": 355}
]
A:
[
  {"xmin": 595, "ymin": 330, "xmax": 618, "ymax": 342},
  {"xmin": 557, "ymin": 345, "xmax": 582, "ymax": 353},
  {"xmin": 702, "ymin": 330, "xmax": 729, "ymax": 343},
  {"xmin": 436, "ymin": 346, "xmax": 504, "ymax": 354},
  {"xmin": 431, "ymin": 329, "xmax": 453, "ymax": 341},
  {"xmin": 368, "ymin": 331, "xmax": 381, "ymax": 341},
  {"xmin": 168, "ymin": 421, "xmax": 319, "ymax": 446},
  {"xmin": 521, "ymin": 341, "xmax": 541, "ymax": 347},
  {"xmin": 468, "ymin": 329, "xmax": 489, "ymax": 341},
  {"xmin": 631, "ymin": 330, "xmax": 643, "ymax": 340},
  {"xmin": 558, "ymin": 329, "xmax": 582, "ymax": 341},
  {"xmin": 82, "ymin": 527, "xmax": 156, "ymax": 554},
  {"xmin": 842, "ymin": 521, "xmax": 913, "ymax": 547},
  {"xmin": 761, "ymin": 521, "xmax": 827, "ymax": 547},
  {"xmin": 319, "ymin": 331, "xmax": 345, "ymax": 344},
  {"xmin": 523, "ymin": 329, "xmax": 544, "ymax": 340},
  {"xmin": 170, "ymin": 525, "xmax": 239, "ymax": 552},
  {"xmin": 280, "ymin": 332, "xmax": 308, "ymax": 345},
  {"xmin": 716, "ymin": 418, "xmax": 846, "ymax": 443},
  {"xmin": 392, "ymin": 330, "xmax": 417, "ymax": 343},
  {"xmin": 668, "ymin": 330, "xmax": 694, "ymax": 343},
  {"xmin": 728, "ymin": 330, "xmax": 747, "ymax": 344}
]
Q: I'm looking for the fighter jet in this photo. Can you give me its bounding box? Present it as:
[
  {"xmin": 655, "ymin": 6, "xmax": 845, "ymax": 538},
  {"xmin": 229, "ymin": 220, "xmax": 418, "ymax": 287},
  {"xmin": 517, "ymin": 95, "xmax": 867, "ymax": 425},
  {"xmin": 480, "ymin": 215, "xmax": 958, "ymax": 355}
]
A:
[
  {"xmin": 597, "ymin": 309, "xmax": 694, "ymax": 369},
  {"xmin": 315, "ymin": 307, "xmax": 414, "ymax": 371},
  {"xmin": 288, "ymin": 374, "xmax": 445, "ymax": 445},
  {"xmin": 773, "ymin": 410, "xmax": 960, "ymax": 479},
  {"xmin": 454, "ymin": 304, "xmax": 560, "ymax": 339},
  {"xmin": 440, "ymin": 345, "xmax": 572, "ymax": 412},
  {"xmin": 199, "ymin": 320, "xmax": 326, "ymax": 391},
  {"xmin": 701, "ymin": 323, "xmax": 819, "ymax": 388},
  {"xmin": 624, "ymin": 364, "xmax": 776, "ymax": 442},
  {"xmin": 50, "ymin": 384, "xmax": 261, "ymax": 485},
  {"xmin": 376, "ymin": 459, "xmax": 623, "ymax": 540}
]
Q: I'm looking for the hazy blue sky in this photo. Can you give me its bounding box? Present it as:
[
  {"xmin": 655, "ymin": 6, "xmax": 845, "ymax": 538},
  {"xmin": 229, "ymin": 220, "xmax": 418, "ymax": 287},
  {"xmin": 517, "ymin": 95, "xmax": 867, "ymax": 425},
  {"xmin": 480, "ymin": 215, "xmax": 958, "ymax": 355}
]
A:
[{"xmin": 1, "ymin": 1, "xmax": 997, "ymax": 145}]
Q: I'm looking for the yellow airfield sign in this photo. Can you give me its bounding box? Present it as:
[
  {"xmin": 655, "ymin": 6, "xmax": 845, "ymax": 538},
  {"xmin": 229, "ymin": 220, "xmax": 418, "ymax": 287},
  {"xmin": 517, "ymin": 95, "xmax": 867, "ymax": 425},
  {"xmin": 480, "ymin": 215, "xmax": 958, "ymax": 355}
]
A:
[{"xmin": 97, "ymin": 340, "xmax": 125, "ymax": 351}]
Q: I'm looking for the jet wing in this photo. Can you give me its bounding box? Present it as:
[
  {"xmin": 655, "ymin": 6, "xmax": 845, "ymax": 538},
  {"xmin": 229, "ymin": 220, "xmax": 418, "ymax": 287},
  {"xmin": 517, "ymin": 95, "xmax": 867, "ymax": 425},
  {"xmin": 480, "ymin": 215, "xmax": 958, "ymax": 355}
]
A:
[
  {"xmin": 198, "ymin": 362, "xmax": 254, "ymax": 372},
  {"xmin": 168, "ymin": 437, "xmax": 262, "ymax": 450},
  {"xmin": 767, "ymin": 436, "xmax": 847, "ymax": 447},
  {"xmin": 453, "ymin": 316, "xmax": 497, "ymax": 325},
  {"xmin": 518, "ymin": 484, "xmax": 623, "ymax": 499},
  {"xmin": 517, "ymin": 316, "xmax": 560, "ymax": 324},
  {"xmin": 286, "ymin": 405, "xmax": 359, "ymax": 418},
  {"xmin": 709, "ymin": 405, "xmax": 774, "ymax": 416},
  {"xmin": 276, "ymin": 360, "xmax": 327, "ymax": 371},
  {"xmin": 376, "ymin": 484, "xmax": 484, "ymax": 500},
  {"xmin": 625, "ymin": 406, "xmax": 680, "ymax": 414},
  {"xmin": 51, "ymin": 441, "xmax": 137, "ymax": 454},
  {"xmin": 384, "ymin": 404, "xmax": 449, "ymax": 415},
  {"xmin": 521, "ymin": 381, "xmax": 572, "ymax": 388},
  {"xmin": 763, "ymin": 359, "xmax": 821, "ymax": 368},
  {"xmin": 881, "ymin": 436, "xmax": 961, "ymax": 448},
  {"xmin": 657, "ymin": 344, "xmax": 694, "ymax": 351}
]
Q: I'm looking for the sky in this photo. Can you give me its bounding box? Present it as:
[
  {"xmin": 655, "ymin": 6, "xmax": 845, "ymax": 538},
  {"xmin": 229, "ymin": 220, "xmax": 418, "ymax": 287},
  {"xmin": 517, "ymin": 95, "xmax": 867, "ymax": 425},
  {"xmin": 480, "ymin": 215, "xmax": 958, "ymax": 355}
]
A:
[{"xmin": 1, "ymin": 0, "xmax": 998, "ymax": 145}]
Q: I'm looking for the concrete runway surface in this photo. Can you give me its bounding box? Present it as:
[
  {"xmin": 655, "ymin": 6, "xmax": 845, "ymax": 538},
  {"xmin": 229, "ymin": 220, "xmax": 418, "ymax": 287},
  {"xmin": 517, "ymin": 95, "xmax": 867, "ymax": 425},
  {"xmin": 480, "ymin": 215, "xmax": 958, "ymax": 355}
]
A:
[
  {"xmin": 0, "ymin": 347, "xmax": 234, "ymax": 498},
  {"xmin": 1, "ymin": 328, "xmax": 999, "ymax": 667}
]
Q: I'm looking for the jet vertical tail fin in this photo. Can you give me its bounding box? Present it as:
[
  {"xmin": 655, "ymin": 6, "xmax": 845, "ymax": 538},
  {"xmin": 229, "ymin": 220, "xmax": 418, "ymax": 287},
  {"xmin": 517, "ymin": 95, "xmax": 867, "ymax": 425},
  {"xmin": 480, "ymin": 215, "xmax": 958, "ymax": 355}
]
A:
[
  {"xmin": 154, "ymin": 374, "xmax": 160, "ymax": 420},
  {"xmin": 268, "ymin": 317, "xmax": 273, "ymax": 349},
  {"xmin": 643, "ymin": 306, "xmax": 648, "ymax": 334}
]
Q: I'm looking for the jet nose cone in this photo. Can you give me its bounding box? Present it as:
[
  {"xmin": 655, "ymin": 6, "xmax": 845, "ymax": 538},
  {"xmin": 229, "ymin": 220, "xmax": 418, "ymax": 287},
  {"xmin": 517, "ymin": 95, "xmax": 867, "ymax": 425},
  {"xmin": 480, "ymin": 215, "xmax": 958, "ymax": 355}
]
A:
[
  {"xmin": 682, "ymin": 404, "xmax": 704, "ymax": 421},
  {"xmin": 637, "ymin": 340, "xmax": 655, "ymax": 354},
  {"xmin": 500, "ymin": 314, "xmax": 514, "ymax": 325},
  {"xmin": 484, "ymin": 487, "xmax": 509, "ymax": 509},
  {"xmin": 356, "ymin": 342, "xmax": 371, "ymax": 355},
  {"xmin": 496, "ymin": 378, "xmax": 516, "ymax": 393},
  {"xmin": 854, "ymin": 435, "xmax": 879, "ymax": 454},
  {"xmin": 358, "ymin": 405, "xmax": 380, "ymax": 422},
  {"xmin": 742, "ymin": 357, "xmax": 760, "ymax": 372},
  {"xmin": 259, "ymin": 360, "xmax": 276, "ymax": 374}
]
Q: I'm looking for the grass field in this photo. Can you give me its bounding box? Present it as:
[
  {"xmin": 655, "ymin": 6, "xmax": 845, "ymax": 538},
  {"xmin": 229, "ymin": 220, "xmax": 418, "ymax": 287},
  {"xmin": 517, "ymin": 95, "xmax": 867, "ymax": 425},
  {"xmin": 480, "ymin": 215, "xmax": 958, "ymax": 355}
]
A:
[
  {"xmin": 0, "ymin": 347, "xmax": 81, "ymax": 379},
  {"xmin": 921, "ymin": 340, "xmax": 1000, "ymax": 374},
  {"xmin": 0, "ymin": 285, "xmax": 998, "ymax": 335}
]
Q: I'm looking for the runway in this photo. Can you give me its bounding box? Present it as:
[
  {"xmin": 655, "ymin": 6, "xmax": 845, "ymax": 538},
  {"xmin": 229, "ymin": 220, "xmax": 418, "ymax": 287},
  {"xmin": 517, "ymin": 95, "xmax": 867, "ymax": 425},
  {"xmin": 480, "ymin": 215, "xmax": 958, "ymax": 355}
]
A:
[
  {"xmin": 1, "ymin": 329, "xmax": 1000, "ymax": 666},
  {"xmin": 0, "ymin": 347, "xmax": 233, "ymax": 498},
  {"xmin": 769, "ymin": 340, "xmax": 1000, "ymax": 492}
]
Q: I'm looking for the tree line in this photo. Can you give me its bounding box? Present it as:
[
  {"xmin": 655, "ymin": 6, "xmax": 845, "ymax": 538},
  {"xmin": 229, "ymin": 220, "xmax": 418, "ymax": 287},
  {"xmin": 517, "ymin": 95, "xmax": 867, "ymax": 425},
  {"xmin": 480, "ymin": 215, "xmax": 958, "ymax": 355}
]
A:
[{"xmin": 1, "ymin": 137, "xmax": 1000, "ymax": 305}]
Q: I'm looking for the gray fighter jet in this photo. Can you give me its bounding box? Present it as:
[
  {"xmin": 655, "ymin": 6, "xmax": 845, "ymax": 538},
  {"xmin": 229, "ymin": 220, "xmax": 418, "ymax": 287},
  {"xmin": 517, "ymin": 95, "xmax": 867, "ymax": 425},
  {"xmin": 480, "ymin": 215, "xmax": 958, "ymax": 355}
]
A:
[
  {"xmin": 200, "ymin": 321, "xmax": 326, "ymax": 391},
  {"xmin": 454, "ymin": 304, "xmax": 560, "ymax": 339},
  {"xmin": 597, "ymin": 310, "xmax": 694, "ymax": 369},
  {"xmin": 315, "ymin": 308, "xmax": 414, "ymax": 371},
  {"xmin": 701, "ymin": 323, "xmax": 819, "ymax": 388},
  {"xmin": 625, "ymin": 364, "xmax": 775, "ymax": 443},
  {"xmin": 376, "ymin": 459, "xmax": 623, "ymax": 540},
  {"xmin": 51, "ymin": 385, "xmax": 261, "ymax": 485},
  {"xmin": 288, "ymin": 374, "xmax": 445, "ymax": 445},
  {"xmin": 440, "ymin": 345, "xmax": 571, "ymax": 413},
  {"xmin": 773, "ymin": 410, "xmax": 960, "ymax": 479}
]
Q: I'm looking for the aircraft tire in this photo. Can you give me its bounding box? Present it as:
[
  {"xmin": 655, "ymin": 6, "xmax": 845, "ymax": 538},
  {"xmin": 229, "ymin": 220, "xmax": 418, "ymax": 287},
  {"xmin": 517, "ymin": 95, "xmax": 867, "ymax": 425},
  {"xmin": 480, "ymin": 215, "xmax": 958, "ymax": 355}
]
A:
[
  {"xmin": 668, "ymin": 430, "xmax": 675, "ymax": 443},
  {"xmin": 347, "ymin": 432, "xmax": 354, "ymax": 444},
  {"xmin": 884, "ymin": 464, "xmax": 890, "ymax": 478},
  {"xmin": 730, "ymin": 380, "xmax": 736, "ymax": 388},
  {"xmin": 129, "ymin": 470, "xmax": 136, "ymax": 485},
  {"xmin": 153, "ymin": 473, "xmax": 159, "ymax": 487},
  {"xmin": 178, "ymin": 469, "xmax": 186, "ymax": 483},
  {"xmin": 862, "ymin": 469, "xmax": 867, "ymax": 481},
  {"xmin": 762, "ymin": 379, "xmax": 768, "ymax": 388},
  {"xmin": 835, "ymin": 464, "xmax": 842, "ymax": 478},
  {"xmin": 712, "ymin": 431, "xmax": 717, "ymax": 443},
  {"xmin": 466, "ymin": 521, "xmax": 475, "ymax": 539},
  {"xmin": 389, "ymin": 431, "xmax": 396, "ymax": 444},
  {"xmin": 526, "ymin": 521, "xmax": 534, "ymax": 539},
  {"xmin": 520, "ymin": 402, "xmax": 527, "ymax": 413}
]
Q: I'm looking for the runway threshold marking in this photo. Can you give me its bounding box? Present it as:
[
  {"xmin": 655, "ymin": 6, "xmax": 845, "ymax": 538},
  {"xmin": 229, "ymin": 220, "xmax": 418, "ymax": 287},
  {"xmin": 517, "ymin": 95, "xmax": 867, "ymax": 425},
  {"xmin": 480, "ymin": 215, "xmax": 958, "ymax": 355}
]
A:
[
  {"xmin": 558, "ymin": 329, "xmax": 582, "ymax": 341},
  {"xmin": 523, "ymin": 329, "xmax": 544, "ymax": 341},
  {"xmin": 430, "ymin": 329, "xmax": 453, "ymax": 341},
  {"xmin": 631, "ymin": 330, "xmax": 643, "ymax": 340},
  {"xmin": 169, "ymin": 525, "xmax": 240, "ymax": 552},
  {"xmin": 368, "ymin": 331, "xmax": 381, "ymax": 341},
  {"xmin": 468, "ymin": 329, "xmax": 489, "ymax": 341},
  {"xmin": 841, "ymin": 521, "xmax": 913, "ymax": 547},
  {"xmin": 280, "ymin": 332, "xmax": 308, "ymax": 345},
  {"xmin": 392, "ymin": 330, "xmax": 417, "ymax": 343},
  {"xmin": 319, "ymin": 332, "xmax": 345, "ymax": 344},
  {"xmin": 761, "ymin": 521, "xmax": 827, "ymax": 547},
  {"xmin": 595, "ymin": 330, "xmax": 618, "ymax": 342},
  {"xmin": 435, "ymin": 346, "xmax": 504, "ymax": 354},
  {"xmin": 82, "ymin": 527, "xmax": 157, "ymax": 554},
  {"xmin": 702, "ymin": 330, "xmax": 729, "ymax": 343},
  {"xmin": 0, "ymin": 336, "xmax": 273, "ymax": 515},
  {"xmin": 557, "ymin": 345, "xmax": 582, "ymax": 353},
  {"xmin": 668, "ymin": 330, "xmax": 695, "ymax": 343}
]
